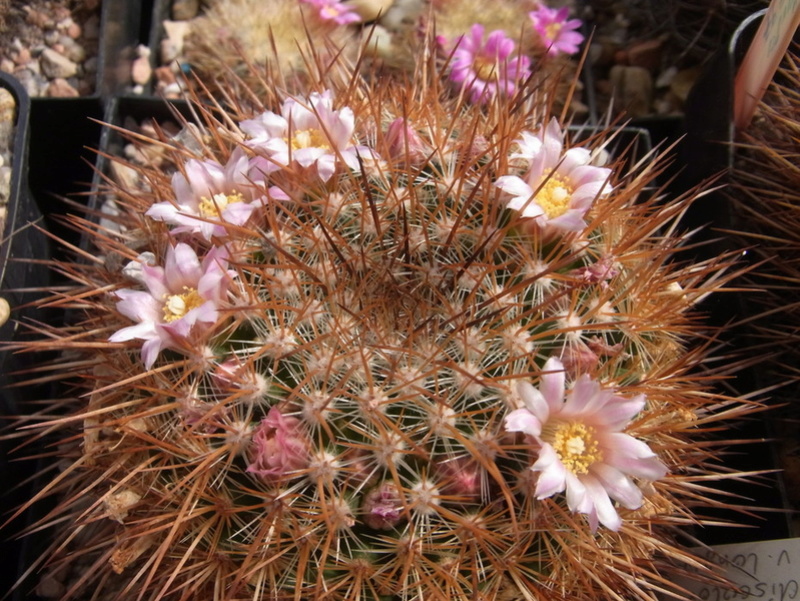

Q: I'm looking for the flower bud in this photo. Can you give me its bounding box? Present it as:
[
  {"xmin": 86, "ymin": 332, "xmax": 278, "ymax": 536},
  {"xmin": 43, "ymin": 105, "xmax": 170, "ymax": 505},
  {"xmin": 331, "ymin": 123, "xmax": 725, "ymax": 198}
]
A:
[
  {"xmin": 362, "ymin": 481, "xmax": 404, "ymax": 530},
  {"xmin": 386, "ymin": 117, "xmax": 427, "ymax": 168}
]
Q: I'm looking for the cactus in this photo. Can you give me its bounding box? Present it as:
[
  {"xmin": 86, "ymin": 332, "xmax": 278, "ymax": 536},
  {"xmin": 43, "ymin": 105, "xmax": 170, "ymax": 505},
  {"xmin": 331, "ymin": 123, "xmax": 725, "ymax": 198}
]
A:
[
  {"xmin": 728, "ymin": 48, "xmax": 800, "ymax": 535},
  {"xmin": 4, "ymin": 18, "xmax": 762, "ymax": 601}
]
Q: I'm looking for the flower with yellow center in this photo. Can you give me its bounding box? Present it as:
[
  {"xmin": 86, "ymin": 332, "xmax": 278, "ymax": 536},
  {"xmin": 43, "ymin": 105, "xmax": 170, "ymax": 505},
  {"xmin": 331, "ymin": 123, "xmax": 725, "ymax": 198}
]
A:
[
  {"xmin": 496, "ymin": 118, "xmax": 612, "ymax": 233},
  {"xmin": 241, "ymin": 90, "xmax": 375, "ymax": 182},
  {"xmin": 163, "ymin": 288, "xmax": 205, "ymax": 323},
  {"xmin": 198, "ymin": 192, "xmax": 246, "ymax": 218},
  {"xmin": 446, "ymin": 24, "xmax": 531, "ymax": 105},
  {"xmin": 505, "ymin": 357, "xmax": 668, "ymax": 531},
  {"xmin": 146, "ymin": 148, "xmax": 285, "ymax": 241},
  {"xmin": 110, "ymin": 243, "xmax": 236, "ymax": 368},
  {"xmin": 529, "ymin": 5, "xmax": 585, "ymax": 57},
  {"xmin": 287, "ymin": 128, "xmax": 333, "ymax": 151}
]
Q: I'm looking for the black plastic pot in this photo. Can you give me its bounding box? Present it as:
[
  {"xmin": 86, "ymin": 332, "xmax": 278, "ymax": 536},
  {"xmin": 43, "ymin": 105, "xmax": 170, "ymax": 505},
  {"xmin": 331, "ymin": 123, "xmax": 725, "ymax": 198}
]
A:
[
  {"xmin": 0, "ymin": 70, "xmax": 52, "ymax": 600},
  {"xmin": 87, "ymin": 94, "xmax": 192, "ymax": 220},
  {"xmin": 0, "ymin": 72, "xmax": 50, "ymax": 400}
]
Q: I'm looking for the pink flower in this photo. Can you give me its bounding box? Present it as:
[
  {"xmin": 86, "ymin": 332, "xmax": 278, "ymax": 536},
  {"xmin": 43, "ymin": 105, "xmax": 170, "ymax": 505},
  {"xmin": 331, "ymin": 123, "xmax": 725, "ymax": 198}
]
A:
[
  {"xmin": 146, "ymin": 148, "xmax": 288, "ymax": 240},
  {"xmin": 529, "ymin": 5, "xmax": 584, "ymax": 57},
  {"xmin": 300, "ymin": 0, "xmax": 362, "ymax": 25},
  {"xmin": 495, "ymin": 118, "xmax": 612, "ymax": 232},
  {"xmin": 505, "ymin": 357, "xmax": 668, "ymax": 531},
  {"xmin": 108, "ymin": 243, "xmax": 235, "ymax": 368},
  {"xmin": 240, "ymin": 90, "xmax": 376, "ymax": 182},
  {"xmin": 445, "ymin": 24, "xmax": 531, "ymax": 104},
  {"xmin": 247, "ymin": 407, "xmax": 310, "ymax": 480}
]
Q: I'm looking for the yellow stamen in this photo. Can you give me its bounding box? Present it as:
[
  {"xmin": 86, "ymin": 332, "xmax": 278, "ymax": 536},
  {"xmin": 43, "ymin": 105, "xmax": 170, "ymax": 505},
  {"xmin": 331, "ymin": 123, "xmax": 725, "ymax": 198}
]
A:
[
  {"xmin": 287, "ymin": 128, "xmax": 330, "ymax": 151},
  {"xmin": 551, "ymin": 421, "xmax": 602, "ymax": 475},
  {"xmin": 473, "ymin": 57, "xmax": 497, "ymax": 81},
  {"xmin": 163, "ymin": 287, "xmax": 204, "ymax": 322},
  {"xmin": 198, "ymin": 192, "xmax": 245, "ymax": 218},
  {"xmin": 545, "ymin": 23, "xmax": 563, "ymax": 41},
  {"xmin": 536, "ymin": 170, "xmax": 574, "ymax": 218}
]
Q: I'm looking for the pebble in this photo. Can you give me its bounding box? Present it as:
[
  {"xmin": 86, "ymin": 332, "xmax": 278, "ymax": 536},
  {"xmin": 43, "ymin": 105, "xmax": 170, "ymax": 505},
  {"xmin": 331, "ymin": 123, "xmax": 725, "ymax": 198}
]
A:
[
  {"xmin": 171, "ymin": 0, "xmax": 200, "ymax": 20},
  {"xmin": 160, "ymin": 82, "xmax": 183, "ymax": 99},
  {"xmin": 45, "ymin": 78, "xmax": 80, "ymax": 97},
  {"xmin": 0, "ymin": 298, "xmax": 9, "ymax": 328},
  {"xmin": 160, "ymin": 38, "xmax": 180, "ymax": 64},
  {"xmin": 0, "ymin": 88, "xmax": 13, "ymax": 154},
  {"xmin": 154, "ymin": 65, "xmax": 177, "ymax": 86},
  {"xmin": 24, "ymin": 7, "xmax": 55, "ymax": 29},
  {"xmin": 67, "ymin": 21, "xmax": 82, "ymax": 40},
  {"xmin": 655, "ymin": 66, "xmax": 678, "ymax": 89},
  {"xmin": 609, "ymin": 65, "xmax": 653, "ymax": 119},
  {"xmin": 346, "ymin": 0, "xmax": 395, "ymax": 22},
  {"xmin": 0, "ymin": 168, "xmax": 10, "ymax": 199},
  {"xmin": 379, "ymin": 0, "xmax": 424, "ymax": 31},
  {"xmin": 669, "ymin": 67, "xmax": 701, "ymax": 104},
  {"xmin": 131, "ymin": 45, "xmax": 153, "ymax": 85},
  {"xmin": 60, "ymin": 36, "xmax": 87, "ymax": 63},
  {"xmin": 132, "ymin": 57, "xmax": 152, "ymax": 86},
  {"xmin": 10, "ymin": 69, "xmax": 44, "ymax": 97},
  {"xmin": 43, "ymin": 30, "xmax": 61, "ymax": 47},
  {"xmin": 162, "ymin": 20, "xmax": 190, "ymax": 59},
  {"xmin": 12, "ymin": 47, "xmax": 32, "ymax": 66},
  {"xmin": 627, "ymin": 37, "xmax": 665, "ymax": 73},
  {"xmin": 4, "ymin": 4, "xmax": 100, "ymax": 97},
  {"xmin": 39, "ymin": 47, "xmax": 79, "ymax": 79}
]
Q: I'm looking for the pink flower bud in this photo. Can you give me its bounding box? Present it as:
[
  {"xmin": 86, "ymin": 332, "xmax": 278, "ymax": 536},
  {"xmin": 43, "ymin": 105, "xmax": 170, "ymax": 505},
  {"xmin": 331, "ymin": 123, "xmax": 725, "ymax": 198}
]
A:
[
  {"xmin": 437, "ymin": 458, "xmax": 483, "ymax": 500},
  {"xmin": 386, "ymin": 117, "xmax": 427, "ymax": 167},
  {"xmin": 571, "ymin": 256, "xmax": 620, "ymax": 288},
  {"xmin": 246, "ymin": 407, "xmax": 309, "ymax": 480},
  {"xmin": 560, "ymin": 344, "xmax": 599, "ymax": 378},
  {"xmin": 362, "ymin": 481, "xmax": 404, "ymax": 530}
]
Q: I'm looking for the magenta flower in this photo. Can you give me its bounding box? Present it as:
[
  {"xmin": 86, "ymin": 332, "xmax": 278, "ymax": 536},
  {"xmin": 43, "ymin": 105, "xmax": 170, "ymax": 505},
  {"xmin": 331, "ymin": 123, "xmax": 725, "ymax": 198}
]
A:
[
  {"xmin": 146, "ymin": 148, "xmax": 288, "ymax": 240},
  {"xmin": 505, "ymin": 357, "xmax": 668, "ymax": 531},
  {"xmin": 495, "ymin": 118, "xmax": 612, "ymax": 232},
  {"xmin": 108, "ymin": 243, "xmax": 235, "ymax": 368},
  {"xmin": 300, "ymin": 0, "xmax": 362, "ymax": 25},
  {"xmin": 529, "ymin": 5, "xmax": 584, "ymax": 57},
  {"xmin": 446, "ymin": 24, "xmax": 531, "ymax": 104},
  {"xmin": 240, "ymin": 90, "xmax": 375, "ymax": 182},
  {"xmin": 247, "ymin": 407, "xmax": 310, "ymax": 480}
]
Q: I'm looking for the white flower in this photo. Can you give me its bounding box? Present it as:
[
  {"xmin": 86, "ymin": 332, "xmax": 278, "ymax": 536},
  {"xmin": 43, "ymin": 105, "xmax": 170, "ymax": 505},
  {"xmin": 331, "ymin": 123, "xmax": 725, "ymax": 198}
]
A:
[
  {"xmin": 240, "ymin": 90, "xmax": 377, "ymax": 182},
  {"xmin": 505, "ymin": 357, "xmax": 667, "ymax": 530},
  {"xmin": 496, "ymin": 118, "xmax": 612, "ymax": 232}
]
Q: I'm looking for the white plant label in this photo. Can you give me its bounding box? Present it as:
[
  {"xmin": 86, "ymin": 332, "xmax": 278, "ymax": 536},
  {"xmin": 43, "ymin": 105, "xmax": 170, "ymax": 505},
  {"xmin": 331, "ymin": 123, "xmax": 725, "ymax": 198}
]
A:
[{"xmin": 674, "ymin": 538, "xmax": 800, "ymax": 601}]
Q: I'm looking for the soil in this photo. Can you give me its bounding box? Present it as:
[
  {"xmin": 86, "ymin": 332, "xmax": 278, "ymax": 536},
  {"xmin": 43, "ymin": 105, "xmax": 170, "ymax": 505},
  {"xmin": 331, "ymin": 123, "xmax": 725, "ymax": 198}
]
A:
[
  {"xmin": 582, "ymin": 0, "xmax": 769, "ymax": 119},
  {"xmin": 0, "ymin": 0, "xmax": 102, "ymax": 97}
]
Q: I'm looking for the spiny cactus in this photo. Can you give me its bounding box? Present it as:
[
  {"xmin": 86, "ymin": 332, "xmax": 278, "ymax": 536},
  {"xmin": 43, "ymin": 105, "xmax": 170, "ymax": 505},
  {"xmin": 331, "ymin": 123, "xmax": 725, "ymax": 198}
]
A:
[
  {"xmin": 4, "ymin": 24, "xmax": 761, "ymax": 601},
  {"xmin": 727, "ymin": 48, "xmax": 800, "ymax": 535}
]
